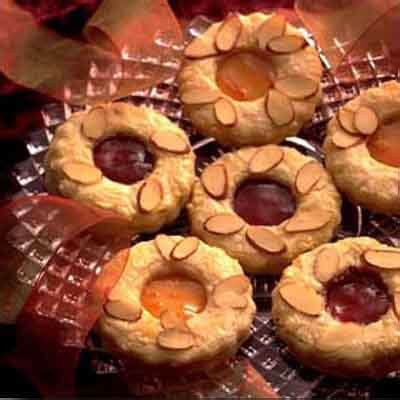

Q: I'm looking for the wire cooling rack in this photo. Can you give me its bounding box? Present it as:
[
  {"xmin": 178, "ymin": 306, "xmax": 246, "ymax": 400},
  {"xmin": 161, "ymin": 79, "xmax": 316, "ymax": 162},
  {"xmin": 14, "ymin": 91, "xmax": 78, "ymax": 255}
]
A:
[{"xmin": 3, "ymin": 14, "xmax": 400, "ymax": 399}]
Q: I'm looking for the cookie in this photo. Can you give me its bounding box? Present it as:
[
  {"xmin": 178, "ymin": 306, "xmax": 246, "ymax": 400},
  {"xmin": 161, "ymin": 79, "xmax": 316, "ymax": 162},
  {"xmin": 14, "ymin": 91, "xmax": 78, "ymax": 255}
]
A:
[
  {"xmin": 188, "ymin": 145, "xmax": 341, "ymax": 274},
  {"xmin": 45, "ymin": 102, "xmax": 195, "ymax": 233},
  {"xmin": 178, "ymin": 12, "xmax": 322, "ymax": 147}
]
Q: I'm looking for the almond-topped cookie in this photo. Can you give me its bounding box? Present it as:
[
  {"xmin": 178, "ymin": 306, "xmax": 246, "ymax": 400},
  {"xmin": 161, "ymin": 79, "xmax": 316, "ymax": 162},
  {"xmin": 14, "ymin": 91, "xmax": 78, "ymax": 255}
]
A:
[
  {"xmin": 324, "ymin": 80, "xmax": 400, "ymax": 215},
  {"xmin": 97, "ymin": 235, "xmax": 255, "ymax": 368},
  {"xmin": 44, "ymin": 103, "xmax": 195, "ymax": 234},
  {"xmin": 272, "ymin": 237, "xmax": 400, "ymax": 378},
  {"xmin": 188, "ymin": 145, "xmax": 341, "ymax": 274},
  {"xmin": 178, "ymin": 12, "xmax": 322, "ymax": 147}
]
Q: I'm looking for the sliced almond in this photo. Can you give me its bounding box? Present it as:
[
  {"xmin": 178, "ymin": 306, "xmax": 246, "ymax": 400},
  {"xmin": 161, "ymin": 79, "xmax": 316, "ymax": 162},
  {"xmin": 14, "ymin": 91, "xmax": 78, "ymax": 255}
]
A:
[
  {"xmin": 268, "ymin": 35, "xmax": 305, "ymax": 54},
  {"xmin": 246, "ymin": 226, "xmax": 286, "ymax": 254},
  {"xmin": 256, "ymin": 14, "xmax": 286, "ymax": 49},
  {"xmin": 214, "ymin": 275, "xmax": 250, "ymax": 296},
  {"xmin": 160, "ymin": 310, "xmax": 188, "ymax": 330},
  {"xmin": 151, "ymin": 131, "xmax": 189, "ymax": 154},
  {"xmin": 214, "ymin": 98, "xmax": 237, "ymax": 126},
  {"xmin": 393, "ymin": 293, "xmax": 400, "ymax": 319},
  {"xmin": 364, "ymin": 249, "xmax": 400, "ymax": 270},
  {"xmin": 332, "ymin": 130, "xmax": 363, "ymax": 149},
  {"xmin": 285, "ymin": 211, "xmax": 331, "ymax": 233},
  {"xmin": 314, "ymin": 247, "xmax": 340, "ymax": 283},
  {"xmin": 137, "ymin": 180, "xmax": 162, "ymax": 213},
  {"xmin": 82, "ymin": 107, "xmax": 107, "ymax": 139},
  {"xmin": 338, "ymin": 108, "xmax": 358, "ymax": 134},
  {"xmin": 155, "ymin": 234, "xmax": 176, "ymax": 261},
  {"xmin": 171, "ymin": 237, "xmax": 199, "ymax": 261},
  {"xmin": 354, "ymin": 106, "xmax": 379, "ymax": 136},
  {"xmin": 201, "ymin": 164, "xmax": 228, "ymax": 199},
  {"xmin": 279, "ymin": 282, "xmax": 324, "ymax": 316},
  {"xmin": 63, "ymin": 162, "xmax": 102, "ymax": 185},
  {"xmin": 249, "ymin": 145, "xmax": 284, "ymax": 174},
  {"xmin": 184, "ymin": 37, "xmax": 218, "ymax": 59},
  {"xmin": 157, "ymin": 328, "xmax": 194, "ymax": 350},
  {"xmin": 266, "ymin": 90, "xmax": 294, "ymax": 126},
  {"xmin": 204, "ymin": 214, "xmax": 244, "ymax": 235},
  {"xmin": 275, "ymin": 76, "xmax": 318, "ymax": 100},
  {"xmin": 104, "ymin": 300, "xmax": 142, "ymax": 322},
  {"xmin": 214, "ymin": 290, "xmax": 248, "ymax": 309},
  {"xmin": 237, "ymin": 148, "xmax": 258, "ymax": 163},
  {"xmin": 180, "ymin": 88, "xmax": 220, "ymax": 105},
  {"xmin": 216, "ymin": 14, "xmax": 242, "ymax": 52},
  {"xmin": 295, "ymin": 162, "xmax": 323, "ymax": 195}
]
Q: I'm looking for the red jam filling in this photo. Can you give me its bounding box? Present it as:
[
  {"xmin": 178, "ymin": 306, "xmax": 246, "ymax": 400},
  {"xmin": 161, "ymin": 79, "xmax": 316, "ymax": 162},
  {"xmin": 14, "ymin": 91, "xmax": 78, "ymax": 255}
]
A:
[
  {"xmin": 216, "ymin": 51, "xmax": 276, "ymax": 101},
  {"xmin": 234, "ymin": 179, "xmax": 296, "ymax": 226},
  {"xmin": 367, "ymin": 120, "xmax": 400, "ymax": 168},
  {"xmin": 326, "ymin": 267, "xmax": 390, "ymax": 324},
  {"xmin": 93, "ymin": 135, "xmax": 153, "ymax": 184},
  {"xmin": 140, "ymin": 275, "xmax": 207, "ymax": 320}
]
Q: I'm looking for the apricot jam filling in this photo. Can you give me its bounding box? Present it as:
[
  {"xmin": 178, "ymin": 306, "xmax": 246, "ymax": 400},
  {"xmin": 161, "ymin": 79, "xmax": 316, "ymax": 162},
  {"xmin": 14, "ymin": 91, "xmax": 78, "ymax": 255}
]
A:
[
  {"xmin": 141, "ymin": 275, "xmax": 207, "ymax": 320},
  {"xmin": 93, "ymin": 135, "xmax": 154, "ymax": 184},
  {"xmin": 367, "ymin": 120, "xmax": 400, "ymax": 168},
  {"xmin": 216, "ymin": 51, "xmax": 276, "ymax": 101},
  {"xmin": 234, "ymin": 179, "xmax": 296, "ymax": 226},
  {"xmin": 326, "ymin": 267, "xmax": 390, "ymax": 324}
]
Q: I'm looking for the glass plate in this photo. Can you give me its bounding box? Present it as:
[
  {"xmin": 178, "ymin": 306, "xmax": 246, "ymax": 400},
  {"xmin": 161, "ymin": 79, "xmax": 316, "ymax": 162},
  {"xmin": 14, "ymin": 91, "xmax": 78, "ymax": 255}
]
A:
[{"xmin": 5, "ymin": 14, "xmax": 400, "ymax": 399}]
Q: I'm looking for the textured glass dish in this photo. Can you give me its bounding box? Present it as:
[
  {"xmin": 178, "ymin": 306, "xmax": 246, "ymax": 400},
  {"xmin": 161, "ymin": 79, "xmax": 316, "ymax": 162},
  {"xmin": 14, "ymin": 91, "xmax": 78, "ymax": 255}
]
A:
[{"xmin": 5, "ymin": 15, "xmax": 400, "ymax": 399}]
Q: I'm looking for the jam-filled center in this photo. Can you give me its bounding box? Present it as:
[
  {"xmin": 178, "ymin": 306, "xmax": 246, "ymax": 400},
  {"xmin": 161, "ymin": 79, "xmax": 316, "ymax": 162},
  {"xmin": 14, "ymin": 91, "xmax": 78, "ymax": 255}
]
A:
[
  {"xmin": 141, "ymin": 275, "xmax": 207, "ymax": 320},
  {"xmin": 326, "ymin": 267, "xmax": 390, "ymax": 324},
  {"xmin": 216, "ymin": 51, "xmax": 276, "ymax": 101},
  {"xmin": 93, "ymin": 135, "xmax": 154, "ymax": 185},
  {"xmin": 234, "ymin": 179, "xmax": 296, "ymax": 226},
  {"xmin": 367, "ymin": 120, "xmax": 400, "ymax": 168}
]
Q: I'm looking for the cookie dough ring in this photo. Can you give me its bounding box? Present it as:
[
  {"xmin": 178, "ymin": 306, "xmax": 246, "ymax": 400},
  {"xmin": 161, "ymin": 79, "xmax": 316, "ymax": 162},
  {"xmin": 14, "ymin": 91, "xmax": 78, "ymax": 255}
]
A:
[
  {"xmin": 324, "ymin": 80, "xmax": 400, "ymax": 215},
  {"xmin": 272, "ymin": 237, "xmax": 400, "ymax": 378},
  {"xmin": 188, "ymin": 146, "xmax": 341, "ymax": 274},
  {"xmin": 45, "ymin": 102, "xmax": 196, "ymax": 233},
  {"xmin": 178, "ymin": 12, "xmax": 322, "ymax": 147},
  {"xmin": 97, "ymin": 235, "xmax": 255, "ymax": 368}
]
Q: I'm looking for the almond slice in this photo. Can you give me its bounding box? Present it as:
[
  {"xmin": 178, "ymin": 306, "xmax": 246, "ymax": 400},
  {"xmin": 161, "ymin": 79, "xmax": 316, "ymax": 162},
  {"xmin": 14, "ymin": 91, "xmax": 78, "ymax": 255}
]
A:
[
  {"xmin": 246, "ymin": 226, "xmax": 286, "ymax": 254},
  {"xmin": 249, "ymin": 145, "xmax": 284, "ymax": 174},
  {"xmin": 295, "ymin": 162, "xmax": 323, "ymax": 195},
  {"xmin": 266, "ymin": 90, "xmax": 294, "ymax": 126},
  {"xmin": 155, "ymin": 234, "xmax": 175, "ymax": 261},
  {"xmin": 180, "ymin": 88, "xmax": 220, "ymax": 105},
  {"xmin": 279, "ymin": 282, "xmax": 324, "ymax": 316},
  {"xmin": 285, "ymin": 211, "xmax": 331, "ymax": 233},
  {"xmin": 137, "ymin": 180, "xmax": 162, "ymax": 213},
  {"xmin": 184, "ymin": 37, "xmax": 218, "ymax": 59},
  {"xmin": 275, "ymin": 76, "xmax": 318, "ymax": 100},
  {"xmin": 82, "ymin": 107, "xmax": 107, "ymax": 139},
  {"xmin": 201, "ymin": 164, "xmax": 228, "ymax": 199},
  {"xmin": 171, "ymin": 237, "xmax": 199, "ymax": 261},
  {"xmin": 104, "ymin": 300, "xmax": 142, "ymax": 322},
  {"xmin": 268, "ymin": 35, "xmax": 305, "ymax": 54},
  {"xmin": 151, "ymin": 131, "xmax": 189, "ymax": 154},
  {"xmin": 363, "ymin": 249, "xmax": 400, "ymax": 270},
  {"xmin": 338, "ymin": 108, "xmax": 358, "ymax": 134},
  {"xmin": 314, "ymin": 247, "xmax": 340, "ymax": 283},
  {"xmin": 393, "ymin": 293, "xmax": 400, "ymax": 319},
  {"xmin": 256, "ymin": 14, "xmax": 286, "ymax": 49},
  {"xmin": 214, "ymin": 290, "xmax": 248, "ymax": 309},
  {"xmin": 204, "ymin": 214, "xmax": 244, "ymax": 235},
  {"xmin": 354, "ymin": 106, "xmax": 379, "ymax": 136},
  {"xmin": 237, "ymin": 147, "xmax": 258, "ymax": 163},
  {"xmin": 160, "ymin": 310, "xmax": 188, "ymax": 330},
  {"xmin": 214, "ymin": 98, "xmax": 237, "ymax": 126},
  {"xmin": 63, "ymin": 162, "xmax": 102, "ymax": 185},
  {"xmin": 157, "ymin": 328, "xmax": 194, "ymax": 350},
  {"xmin": 216, "ymin": 14, "xmax": 242, "ymax": 52},
  {"xmin": 214, "ymin": 275, "xmax": 250, "ymax": 295},
  {"xmin": 332, "ymin": 130, "xmax": 363, "ymax": 149}
]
